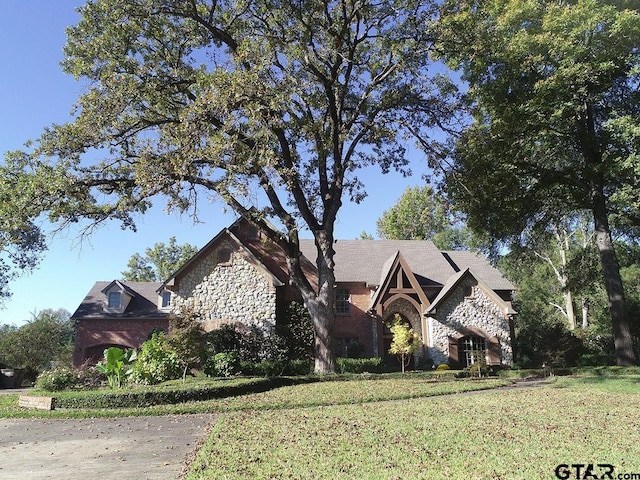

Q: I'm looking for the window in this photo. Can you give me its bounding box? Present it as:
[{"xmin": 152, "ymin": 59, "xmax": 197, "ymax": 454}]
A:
[
  {"xmin": 335, "ymin": 288, "xmax": 350, "ymax": 314},
  {"xmin": 108, "ymin": 291, "xmax": 121, "ymax": 309},
  {"xmin": 247, "ymin": 226, "xmax": 259, "ymax": 240},
  {"xmin": 217, "ymin": 247, "xmax": 232, "ymax": 264},
  {"xmin": 460, "ymin": 335, "xmax": 486, "ymax": 368},
  {"xmin": 161, "ymin": 291, "xmax": 171, "ymax": 308}
]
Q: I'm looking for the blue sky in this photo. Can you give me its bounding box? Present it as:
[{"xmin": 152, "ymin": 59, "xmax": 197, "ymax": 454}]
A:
[{"xmin": 0, "ymin": 1, "xmax": 431, "ymax": 326}]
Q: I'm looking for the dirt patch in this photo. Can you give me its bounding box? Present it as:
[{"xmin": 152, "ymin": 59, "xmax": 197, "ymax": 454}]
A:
[{"xmin": 0, "ymin": 414, "xmax": 216, "ymax": 480}]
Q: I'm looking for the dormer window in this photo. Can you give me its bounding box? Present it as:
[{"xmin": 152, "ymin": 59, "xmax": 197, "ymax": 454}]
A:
[
  {"xmin": 108, "ymin": 291, "xmax": 122, "ymax": 309},
  {"xmin": 101, "ymin": 280, "xmax": 134, "ymax": 313},
  {"xmin": 161, "ymin": 291, "xmax": 171, "ymax": 309}
]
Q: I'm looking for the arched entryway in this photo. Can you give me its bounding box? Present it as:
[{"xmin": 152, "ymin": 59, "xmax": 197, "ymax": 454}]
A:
[{"xmin": 379, "ymin": 296, "xmax": 425, "ymax": 370}]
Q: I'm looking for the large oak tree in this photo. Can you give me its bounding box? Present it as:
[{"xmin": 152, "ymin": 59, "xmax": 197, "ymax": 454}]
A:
[
  {"xmin": 437, "ymin": 0, "xmax": 640, "ymax": 365},
  {"xmin": 12, "ymin": 0, "xmax": 455, "ymax": 373}
]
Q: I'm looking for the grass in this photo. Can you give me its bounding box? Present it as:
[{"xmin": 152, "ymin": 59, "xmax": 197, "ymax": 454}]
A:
[
  {"xmin": 3, "ymin": 371, "xmax": 639, "ymax": 478},
  {"xmin": 187, "ymin": 375, "xmax": 640, "ymax": 479},
  {"xmin": 0, "ymin": 373, "xmax": 509, "ymax": 418}
]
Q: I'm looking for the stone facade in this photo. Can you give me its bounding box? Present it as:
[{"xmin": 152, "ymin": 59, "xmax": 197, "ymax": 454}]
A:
[
  {"xmin": 171, "ymin": 244, "xmax": 277, "ymax": 333},
  {"xmin": 426, "ymin": 281, "xmax": 513, "ymax": 366}
]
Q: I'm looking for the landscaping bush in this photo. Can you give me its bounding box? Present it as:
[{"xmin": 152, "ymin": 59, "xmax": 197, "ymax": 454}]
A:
[
  {"xmin": 204, "ymin": 352, "xmax": 241, "ymax": 377},
  {"xmin": 436, "ymin": 364, "xmax": 451, "ymax": 371},
  {"xmin": 131, "ymin": 332, "xmax": 182, "ymax": 385},
  {"xmin": 336, "ymin": 357, "xmax": 383, "ymax": 374},
  {"xmin": 35, "ymin": 366, "xmax": 105, "ymax": 391},
  {"xmin": 239, "ymin": 359, "xmax": 313, "ymax": 377},
  {"xmin": 36, "ymin": 367, "xmax": 78, "ymax": 391},
  {"xmin": 240, "ymin": 360, "xmax": 285, "ymax": 377},
  {"xmin": 285, "ymin": 359, "xmax": 314, "ymax": 376},
  {"xmin": 52, "ymin": 377, "xmax": 286, "ymax": 409}
]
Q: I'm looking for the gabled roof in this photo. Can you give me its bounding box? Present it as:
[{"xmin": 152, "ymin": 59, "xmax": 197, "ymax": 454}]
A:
[
  {"xmin": 72, "ymin": 281, "xmax": 168, "ymax": 320},
  {"xmin": 426, "ymin": 268, "xmax": 517, "ymax": 316},
  {"xmin": 298, "ymin": 239, "xmax": 514, "ymax": 290},
  {"xmin": 370, "ymin": 251, "xmax": 430, "ymax": 315},
  {"xmin": 162, "ymin": 223, "xmax": 286, "ymax": 291},
  {"xmin": 100, "ymin": 280, "xmax": 137, "ymax": 297}
]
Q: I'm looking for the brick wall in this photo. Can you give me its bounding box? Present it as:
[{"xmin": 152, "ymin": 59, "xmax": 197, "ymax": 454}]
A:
[
  {"xmin": 334, "ymin": 283, "xmax": 377, "ymax": 357},
  {"xmin": 73, "ymin": 317, "xmax": 169, "ymax": 367}
]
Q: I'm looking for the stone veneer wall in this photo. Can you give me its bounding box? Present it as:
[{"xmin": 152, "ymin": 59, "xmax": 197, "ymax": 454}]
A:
[
  {"xmin": 427, "ymin": 283, "xmax": 513, "ymax": 366},
  {"xmin": 172, "ymin": 245, "xmax": 277, "ymax": 332}
]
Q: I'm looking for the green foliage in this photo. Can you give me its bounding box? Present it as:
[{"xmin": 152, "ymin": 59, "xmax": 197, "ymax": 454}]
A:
[
  {"xmin": 13, "ymin": 0, "xmax": 458, "ymax": 375},
  {"xmin": 515, "ymin": 320, "xmax": 583, "ymax": 368},
  {"xmin": 121, "ymin": 236, "xmax": 198, "ymax": 282},
  {"xmin": 436, "ymin": 364, "xmax": 451, "ymax": 371},
  {"xmin": 277, "ymin": 302, "xmax": 315, "ymax": 361},
  {"xmin": 437, "ymin": 0, "xmax": 640, "ymax": 364},
  {"xmin": 0, "ymin": 152, "xmax": 48, "ymax": 299},
  {"xmin": 204, "ymin": 352, "xmax": 240, "ymax": 378},
  {"xmin": 50, "ymin": 377, "xmax": 279, "ymax": 409},
  {"xmin": 167, "ymin": 304, "xmax": 206, "ymax": 377},
  {"xmin": 35, "ymin": 367, "xmax": 77, "ymax": 392},
  {"xmin": 95, "ymin": 347, "xmax": 137, "ymax": 388},
  {"xmin": 131, "ymin": 333, "xmax": 182, "ymax": 385},
  {"xmin": 35, "ymin": 366, "xmax": 104, "ymax": 392},
  {"xmin": 388, "ymin": 315, "xmax": 421, "ymax": 373},
  {"xmin": 377, "ymin": 186, "xmax": 474, "ymax": 250},
  {"xmin": 206, "ymin": 322, "xmax": 289, "ymax": 365},
  {"xmin": 335, "ymin": 357, "xmax": 383, "ymax": 374},
  {"xmin": 0, "ymin": 309, "xmax": 74, "ymax": 379},
  {"xmin": 206, "ymin": 324, "xmax": 243, "ymax": 355}
]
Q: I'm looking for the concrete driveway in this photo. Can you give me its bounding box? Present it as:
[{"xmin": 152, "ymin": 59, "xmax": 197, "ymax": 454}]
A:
[{"xmin": 0, "ymin": 413, "xmax": 216, "ymax": 480}]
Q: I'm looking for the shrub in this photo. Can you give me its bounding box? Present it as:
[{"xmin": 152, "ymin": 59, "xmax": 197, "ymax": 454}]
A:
[
  {"xmin": 96, "ymin": 347, "xmax": 137, "ymax": 388},
  {"xmin": 276, "ymin": 302, "xmax": 314, "ymax": 361},
  {"xmin": 436, "ymin": 364, "xmax": 451, "ymax": 371},
  {"xmin": 240, "ymin": 360, "xmax": 285, "ymax": 377},
  {"xmin": 35, "ymin": 366, "xmax": 106, "ymax": 392},
  {"xmin": 285, "ymin": 359, "xmax": 314, "ymax": 376},
  {"xmin": 336, "ymin": 357, "xmax": 383, "ymax": 374},
  {"xmin": 36, "ymin": 367, "xmax": 78, "ymax": 391},
  {"xmin": 131, "ymin": 332, "xmax": 182, "ymax": 385},
  {"xmin": 516, "ymin": 319, "xmax": 583, "ymax": 367},
  {"xmin": 204, "ymin": 352, "xmax": 240, "ymax": 377}
]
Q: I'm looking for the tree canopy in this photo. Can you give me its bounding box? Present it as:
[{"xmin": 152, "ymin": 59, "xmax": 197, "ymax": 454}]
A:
[
  {"xmin": 437, "ymin": 0, "xmax": 640, "ymax": 365},
  {"xmin": 9, "ymin": 0, "xmax": 455, "ymax": 373},
  {"xmin": 0, "ymin": 309, "xmax": 74, "ymax": 378},
  {"xmin": 121, "ymin": 236, "xmax": 198, "ymax": 282},
  {"xmin": 376, "ymin": 185, "xmax": 473, "ymax": 249}
]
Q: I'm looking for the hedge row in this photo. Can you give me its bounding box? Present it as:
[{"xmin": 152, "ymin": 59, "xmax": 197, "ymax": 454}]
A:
[{"xmin": 51, "ymin": 377, "xmax": 319, "ymax": 409}]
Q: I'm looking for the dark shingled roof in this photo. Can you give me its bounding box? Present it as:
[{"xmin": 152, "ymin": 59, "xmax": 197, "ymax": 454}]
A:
[
  {"xmin": 72, "ymin": 281, "xmax": 169, "ymax": 319},
  {"xmin": 299, "ymin": 239, "xmax": 514, "ymax": 290}
]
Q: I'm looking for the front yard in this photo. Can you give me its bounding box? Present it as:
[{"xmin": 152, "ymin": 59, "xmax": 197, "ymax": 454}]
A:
[{"xmin": 2, "ymin": 372, "xmax": 639, "ymax": 478}]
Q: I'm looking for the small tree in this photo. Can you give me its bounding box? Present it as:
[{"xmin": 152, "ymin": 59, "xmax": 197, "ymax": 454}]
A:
[
  {"xmin": 167, "ymin": 304, "xmax": 206, "ymax": 381},
  {"xmin": 388, "ymin": 315, "xmax": 422, "ymax": 373}
]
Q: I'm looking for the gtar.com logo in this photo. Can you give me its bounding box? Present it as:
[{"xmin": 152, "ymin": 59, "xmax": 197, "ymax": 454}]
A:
[{"xmin": 555, "ymin": 464, "xmax": 640, "ymax": 480}]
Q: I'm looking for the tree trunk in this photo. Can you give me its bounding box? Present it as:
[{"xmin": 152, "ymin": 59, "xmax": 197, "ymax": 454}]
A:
[
  {"xmin": 286, "ymin": 228, "xmax": 337, "ymax": 374},
  {"xmin": 581, "ymin": 297, "xmax": 589, "ymax": 329},
  {"xmin": 305, "ymin": 296, "xmax": 336, "ymax": 374},
  {"xmin": 592, "ymin": 195, "xmax": 637, "ymax": 365},
  {"xmin": 564, "ymin": 290, "xmax": 576, "ymax": 330}
]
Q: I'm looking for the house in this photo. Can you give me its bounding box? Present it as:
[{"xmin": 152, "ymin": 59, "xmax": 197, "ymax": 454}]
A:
[{"xmin": 72, "ymin": 219, "xmax": 516, "ymax": 368}]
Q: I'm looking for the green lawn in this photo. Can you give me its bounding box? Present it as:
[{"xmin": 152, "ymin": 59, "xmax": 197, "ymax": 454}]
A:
[
  {"xmin": 187, "ymin": 375, "xmax": 640, "ymax": 479},
  {"xmin": 2, "ymin": 373, "xmax": 639, "ymax": 479}
]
